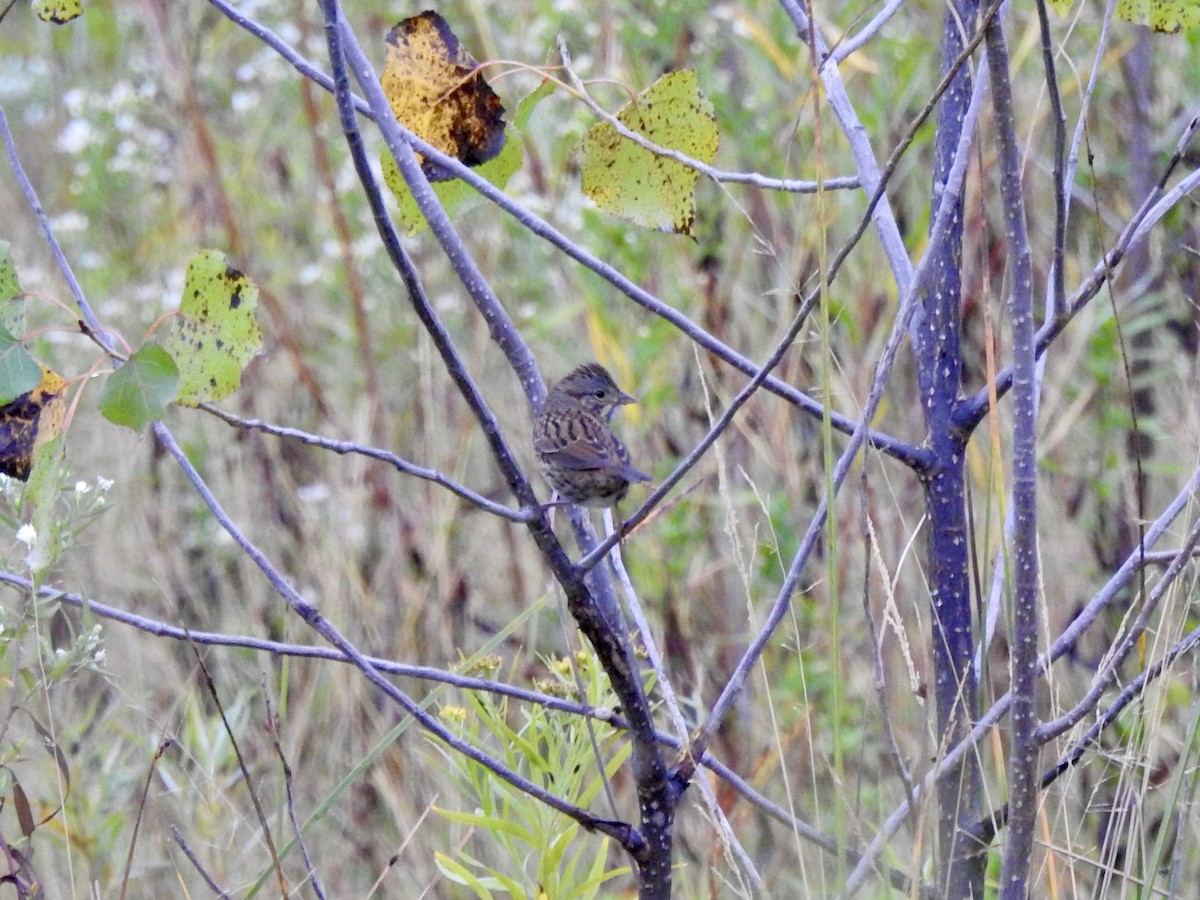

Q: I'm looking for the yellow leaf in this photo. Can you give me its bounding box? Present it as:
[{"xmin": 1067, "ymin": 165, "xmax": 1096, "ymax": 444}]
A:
[
  {"xmin": 0, "ymin": 366, "xmax": 67, "ymax": 482},
  {"xmin": 381, "ymin": 11, "xmax": 507, "ymax": 181}
]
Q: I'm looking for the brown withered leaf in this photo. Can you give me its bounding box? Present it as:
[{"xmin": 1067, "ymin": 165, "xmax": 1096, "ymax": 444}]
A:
[
  {"xmin": 381, "ymin": 10, "xmax": 506, "ymax": 181},
  {"xmin": 0, "ymin": 366, "xmax": 66, "ymax": 481}
]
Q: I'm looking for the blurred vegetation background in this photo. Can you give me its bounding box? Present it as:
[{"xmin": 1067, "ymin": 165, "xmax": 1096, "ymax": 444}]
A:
[{"xmin": 0, "ymin": 0, "xmax": 1198, "ymax": 895}]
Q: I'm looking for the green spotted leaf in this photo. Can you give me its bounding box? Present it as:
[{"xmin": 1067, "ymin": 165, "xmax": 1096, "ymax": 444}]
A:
[
  {"xmin": 32, "ymin": 0, "xmax": 84, "ymax": 24},
  {"xmin": 580, "ymin": 70, "xmax": 718, "ymax": 234},
  {"xmin": 1114, "ymin": 0, "xmax": 1199, "ymax": 31},
  {"xmin": 99, "ymin": 343, "xmax": 180, "ymax": 430},
  {"xmin": 165, "ymin": 250, "xmax": 262, "ymax": 406},
  {"xmin": 1054, "ymin": 0, "xmax": 1200, "ymax": 30}
]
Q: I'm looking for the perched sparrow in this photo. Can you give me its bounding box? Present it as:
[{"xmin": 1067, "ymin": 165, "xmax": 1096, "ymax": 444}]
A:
[{"xmin": 533, "ymin": 363, "xmax": 652, "ymax": 508}]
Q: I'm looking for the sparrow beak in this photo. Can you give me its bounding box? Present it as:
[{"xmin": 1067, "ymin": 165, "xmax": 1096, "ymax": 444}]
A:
[{"xmin": 617, "ymin": 390, "xmax": 637, "ymax": 406}]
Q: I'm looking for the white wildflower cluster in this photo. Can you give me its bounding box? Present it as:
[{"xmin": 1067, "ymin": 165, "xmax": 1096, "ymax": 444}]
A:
[
  {"xmin": 74, "ymin": 475, "xmax": 114, "ymax": 506},
  {"xmin": 4, "ymin": 473, "xmax": 116, "ymax": 574}
]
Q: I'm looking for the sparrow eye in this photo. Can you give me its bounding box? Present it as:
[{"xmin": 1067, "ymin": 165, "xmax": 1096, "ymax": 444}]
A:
[{"xmin": 593, "ymin": 389, "xmax": 607, "ymax": 399}]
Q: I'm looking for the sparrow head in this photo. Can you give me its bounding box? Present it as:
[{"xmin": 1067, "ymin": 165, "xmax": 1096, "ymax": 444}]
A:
[{"xmin": 550, "ymin": 363, "xmax": 636, "ymax": 419}]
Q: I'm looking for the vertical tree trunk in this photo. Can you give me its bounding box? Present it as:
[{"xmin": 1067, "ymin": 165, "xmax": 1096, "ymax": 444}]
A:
[{"xmin": 918, "ymin": 0, "xmax": 985, "ymax": 894}]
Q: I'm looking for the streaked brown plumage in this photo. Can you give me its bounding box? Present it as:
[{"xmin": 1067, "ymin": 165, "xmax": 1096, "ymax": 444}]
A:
[{"xmin": 533, "ymin": 363, "xmax": 652, "ymax": 508}]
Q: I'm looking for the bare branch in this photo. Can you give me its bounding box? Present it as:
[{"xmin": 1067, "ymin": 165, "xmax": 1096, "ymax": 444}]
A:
[
  {"xmin": 984, "ymin": 11, "xmax": 1040, "ymax": 893},
  {"xmin": 201, "ymin": 405, "xmax": 534, "ymax": 523}
]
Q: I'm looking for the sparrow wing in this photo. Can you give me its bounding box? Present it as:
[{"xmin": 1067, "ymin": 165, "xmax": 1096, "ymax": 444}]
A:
[
  {"xmin": 534, "ymin": 430, "xmax": 617, "ymax": 471},
  {"xmin": 534, "ymin": 408, "xmax": 618, "ymax": 471},
  {"xmin": 534, "ymin": 400, "xmax": 652, "ymax": 481}
]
